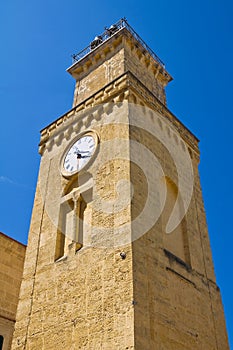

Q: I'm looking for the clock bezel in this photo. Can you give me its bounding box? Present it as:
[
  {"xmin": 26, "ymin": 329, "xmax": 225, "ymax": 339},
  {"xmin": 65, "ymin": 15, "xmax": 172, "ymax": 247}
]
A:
[{"xmin": 60, "ymin": 130, "xmax": 99, "ymax": 178}]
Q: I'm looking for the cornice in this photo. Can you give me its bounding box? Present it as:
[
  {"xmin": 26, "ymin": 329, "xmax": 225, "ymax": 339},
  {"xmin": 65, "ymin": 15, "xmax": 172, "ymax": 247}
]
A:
[
  {"xmin": 126, "ymin": 72, "xmax": 200, "ymax": 155},
  {"xmin": 39, "ymin": 73, "xmax": 129, "ymax": 155},
  {"xmin": 39, "ymin": 72, "xmax": 199, "ymax": 156},
  {"xmin": 67, "ymin": 27, "xmax": 172, "ymax": 87}
]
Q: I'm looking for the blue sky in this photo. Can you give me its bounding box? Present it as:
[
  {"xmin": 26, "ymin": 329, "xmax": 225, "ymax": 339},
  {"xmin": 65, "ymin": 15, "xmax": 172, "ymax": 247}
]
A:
[{"xmin": 0, "ymin": 0, "xmax": 232, "ymax": 346}]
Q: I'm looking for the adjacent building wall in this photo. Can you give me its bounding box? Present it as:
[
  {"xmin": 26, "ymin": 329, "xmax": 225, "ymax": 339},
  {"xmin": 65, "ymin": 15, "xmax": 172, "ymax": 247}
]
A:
[{"xmin": 0, "ymin": 233, "xmax": 26, "ymax": 350}]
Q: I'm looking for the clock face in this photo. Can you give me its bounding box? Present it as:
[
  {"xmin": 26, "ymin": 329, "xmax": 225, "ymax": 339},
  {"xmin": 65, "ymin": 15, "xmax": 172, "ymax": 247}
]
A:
[{"xmin": 62, "ymin": 134, "xmax": 97, "ymax": 175}]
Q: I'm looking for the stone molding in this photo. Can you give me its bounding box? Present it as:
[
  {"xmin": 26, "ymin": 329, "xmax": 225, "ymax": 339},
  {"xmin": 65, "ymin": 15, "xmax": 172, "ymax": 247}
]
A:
[
  {"xmin": 67, "ymin": 27, "xmax": 172, "ymax": 87},
  {"xmin": 39, "ymin": 72, "xmax": 199, "ymax": 156}
]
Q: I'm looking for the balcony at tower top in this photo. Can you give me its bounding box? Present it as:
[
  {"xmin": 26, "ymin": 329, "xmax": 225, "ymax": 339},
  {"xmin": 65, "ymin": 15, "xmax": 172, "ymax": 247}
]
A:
[{"xmin": 70, "ymin": 18, "xmax": 165, "ymax": 68}]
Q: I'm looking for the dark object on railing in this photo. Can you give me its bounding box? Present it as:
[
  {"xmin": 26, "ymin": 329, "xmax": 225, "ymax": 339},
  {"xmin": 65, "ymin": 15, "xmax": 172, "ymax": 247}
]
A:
[
  {"xmin": 90, "ymin": 36, "xmax": 103, "ymax": 50},
  {"xmin": 71, "ymin": 18, "xmax": 165, "ymax": 68},
  {"xmin": 105, "ymin": 24, "xmax": 118, "ymax": 36}
]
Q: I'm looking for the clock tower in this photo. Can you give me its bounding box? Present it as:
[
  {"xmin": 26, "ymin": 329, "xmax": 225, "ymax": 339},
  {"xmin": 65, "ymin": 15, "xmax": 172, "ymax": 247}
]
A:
[{"xmin": 12, "ymin": 19, "xmax": 229, "ymax": 349}]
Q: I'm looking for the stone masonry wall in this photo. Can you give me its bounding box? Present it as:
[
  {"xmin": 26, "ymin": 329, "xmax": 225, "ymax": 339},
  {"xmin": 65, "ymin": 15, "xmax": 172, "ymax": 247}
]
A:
[
  {"xmin": 128, "ymin": 100, "xmax": 229, "ymax": 349},
  {"xmin": 0, "ymin": 233, "xmax": 26, "ymax": 350},
  {"xmin": 72, "ymin": 47, "xmax": 125, "ymax": 107},
  {"xmin": 12, "ymin": 103, "xmax": 136, "ymax": 350}
]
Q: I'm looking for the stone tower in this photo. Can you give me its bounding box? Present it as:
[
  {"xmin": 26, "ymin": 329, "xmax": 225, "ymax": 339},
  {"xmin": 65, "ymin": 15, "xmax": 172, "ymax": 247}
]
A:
[{"xmin": 12, "ymin": 19, "xmax": 229, "ymax": 349}]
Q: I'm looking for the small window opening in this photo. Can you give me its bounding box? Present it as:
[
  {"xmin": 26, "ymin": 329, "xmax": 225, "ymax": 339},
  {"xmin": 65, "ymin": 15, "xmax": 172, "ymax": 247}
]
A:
[{"xmin": 0, "ymin": 335, "xmax": 4, "ymax": 350}]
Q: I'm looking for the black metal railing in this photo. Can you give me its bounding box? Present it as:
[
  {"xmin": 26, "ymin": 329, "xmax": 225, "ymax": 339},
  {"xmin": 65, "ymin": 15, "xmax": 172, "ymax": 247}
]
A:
[{"xmin": 71, "ymin": 18, "xmax": 165, "ymax": 68}]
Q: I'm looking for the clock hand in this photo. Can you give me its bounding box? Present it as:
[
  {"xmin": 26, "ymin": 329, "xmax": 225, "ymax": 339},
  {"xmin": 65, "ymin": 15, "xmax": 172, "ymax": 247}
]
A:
[
  {"xmin": 74, "ymin": 148, "xmax": 90, "ymax": 155},
  {"xmin": 77, "ymin": 153, "xmax": 91, "ymax": 159}
]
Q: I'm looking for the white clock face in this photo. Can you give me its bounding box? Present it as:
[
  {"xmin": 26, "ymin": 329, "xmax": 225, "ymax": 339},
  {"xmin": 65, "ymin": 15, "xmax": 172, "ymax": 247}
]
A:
[{"xmin": 63, "ymin": 134, "xmax": 96, "ymax": 174}]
